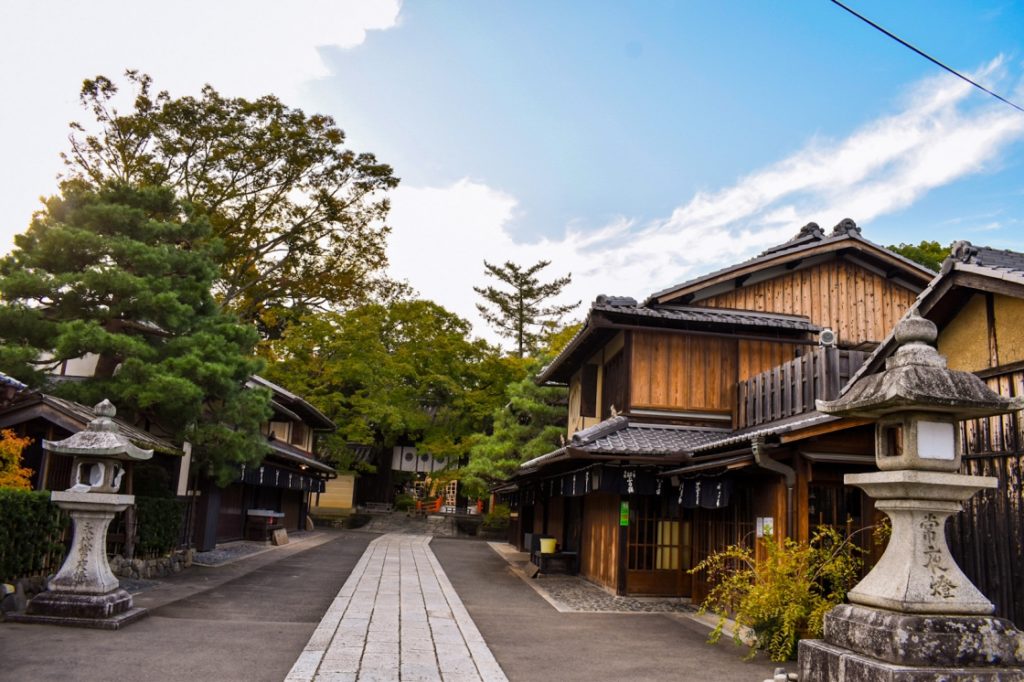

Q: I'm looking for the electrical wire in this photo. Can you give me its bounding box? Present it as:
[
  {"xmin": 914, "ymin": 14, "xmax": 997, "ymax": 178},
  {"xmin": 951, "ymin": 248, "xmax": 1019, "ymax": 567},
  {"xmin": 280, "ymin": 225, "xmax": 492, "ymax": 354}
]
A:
[{"xmin": 830, "ymin": 0, "xmax": 1024, "ymax": 114}]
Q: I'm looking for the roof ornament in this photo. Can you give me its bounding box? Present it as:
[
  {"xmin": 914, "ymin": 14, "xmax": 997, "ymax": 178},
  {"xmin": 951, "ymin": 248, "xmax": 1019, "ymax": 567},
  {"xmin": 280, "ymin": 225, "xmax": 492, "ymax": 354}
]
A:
[
  {"xmin": 797, "ymin": 221, "xmax": 822, "ymax": 238},
  {"xmin": 950, "ymin": 240, "xmax": 978, "ymax": 263},
  {"xmin": 831, "ymin": 218, "xmax": 861, "ymax": 237}
]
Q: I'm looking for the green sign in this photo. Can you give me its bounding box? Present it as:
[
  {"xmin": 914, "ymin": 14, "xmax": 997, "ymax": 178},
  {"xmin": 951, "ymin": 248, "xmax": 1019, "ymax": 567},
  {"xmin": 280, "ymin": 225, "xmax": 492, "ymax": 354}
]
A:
[{"xmin": 619, "ymin": 501, "xmax": 629, "ymax": 526}]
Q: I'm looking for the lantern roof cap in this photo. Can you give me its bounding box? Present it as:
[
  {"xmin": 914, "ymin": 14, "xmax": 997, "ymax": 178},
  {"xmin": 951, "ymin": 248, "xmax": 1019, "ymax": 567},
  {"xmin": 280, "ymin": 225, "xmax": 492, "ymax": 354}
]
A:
[
  {"xmin": 43, "ymin": 399, "xmax": 154, "ymax": 461},
  {"xmin": 817, "ymin": 311, "xmax": 1024, "ymax": 418}
]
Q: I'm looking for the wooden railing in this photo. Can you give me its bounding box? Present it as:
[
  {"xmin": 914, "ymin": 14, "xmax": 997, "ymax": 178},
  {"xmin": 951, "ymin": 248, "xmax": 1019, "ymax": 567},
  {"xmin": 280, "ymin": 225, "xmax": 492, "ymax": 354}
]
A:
[{"xmin": 735, "ymin": 347, "xmax": 869, "ymax": 430}]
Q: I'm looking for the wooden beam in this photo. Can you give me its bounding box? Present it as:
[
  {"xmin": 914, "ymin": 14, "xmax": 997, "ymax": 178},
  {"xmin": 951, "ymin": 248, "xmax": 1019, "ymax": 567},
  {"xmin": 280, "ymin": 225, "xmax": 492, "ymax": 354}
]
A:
[
  {"xmin": 779, "ymin": 417, "xmax": 872, "ymax": 443},
  {"xmin": 602, "ymin": 322, "xmax": 816, "ymax": 346}
]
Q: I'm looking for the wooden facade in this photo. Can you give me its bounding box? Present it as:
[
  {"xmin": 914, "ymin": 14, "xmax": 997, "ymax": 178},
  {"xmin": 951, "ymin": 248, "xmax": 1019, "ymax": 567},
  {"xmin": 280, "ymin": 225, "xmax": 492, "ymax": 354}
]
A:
[
  {"xmin": 510, "ymin": 224, "xmax": 933, "ymax": 600},
  {"xmin": 629, "ymin": 332, "xmax": 736, "ymax": 415},
  {"xmin": 694, "ymin": 260, "xmax": 918, "ymax": 347}
]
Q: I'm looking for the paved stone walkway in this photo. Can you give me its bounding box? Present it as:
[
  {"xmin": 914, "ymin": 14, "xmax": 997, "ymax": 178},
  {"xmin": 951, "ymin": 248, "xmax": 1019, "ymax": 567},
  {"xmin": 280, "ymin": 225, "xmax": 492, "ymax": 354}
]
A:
[{"xmin": 286, "ymin": 534, "xmax": 507, "ymax": 682}]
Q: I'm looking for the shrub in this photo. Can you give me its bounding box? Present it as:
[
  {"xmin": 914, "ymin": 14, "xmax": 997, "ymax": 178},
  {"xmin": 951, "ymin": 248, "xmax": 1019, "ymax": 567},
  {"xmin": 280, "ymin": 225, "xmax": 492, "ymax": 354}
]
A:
[
  {"xmin": 394, "ymin": 493, "xmax": 415, "ymax": 512},
  {"xmin": 690, "ymin": 524, "xmax": 865, "ymax": 662},
  {"xmin": 482, "ymin": 503, "xmax": 510, "ymax": 531},
  {"xmin": 134, "ymin": 496, "xmax": 185, "ymax": 557},
  {"xmin": 0, "ymin": 488, "xmax": 66, "ymax": 582}
]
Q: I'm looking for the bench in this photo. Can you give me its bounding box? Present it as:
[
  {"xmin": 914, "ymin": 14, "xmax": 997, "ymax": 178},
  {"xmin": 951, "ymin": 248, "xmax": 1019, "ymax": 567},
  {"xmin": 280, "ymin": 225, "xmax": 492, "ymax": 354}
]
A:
[{"xmin": 532, "ymin": 551, "xmax": 579, "ymax": 577}]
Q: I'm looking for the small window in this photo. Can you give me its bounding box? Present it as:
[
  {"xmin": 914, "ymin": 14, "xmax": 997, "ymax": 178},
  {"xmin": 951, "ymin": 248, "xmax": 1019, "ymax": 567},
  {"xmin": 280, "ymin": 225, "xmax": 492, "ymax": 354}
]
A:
[{"xmin": 290, "ymin": 422, "xmax": 308, "ymax": 448}]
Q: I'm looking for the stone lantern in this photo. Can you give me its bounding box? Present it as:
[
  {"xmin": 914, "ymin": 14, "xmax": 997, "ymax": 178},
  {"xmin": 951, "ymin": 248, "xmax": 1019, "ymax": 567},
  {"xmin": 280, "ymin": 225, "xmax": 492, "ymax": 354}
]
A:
[
  {"xmin": 12, "ymin": 400, "xmax": 152, "ymax": 629},
  {"xmin": 798, "ymin": 311, "xmax": 1024, "ymax": 679}
]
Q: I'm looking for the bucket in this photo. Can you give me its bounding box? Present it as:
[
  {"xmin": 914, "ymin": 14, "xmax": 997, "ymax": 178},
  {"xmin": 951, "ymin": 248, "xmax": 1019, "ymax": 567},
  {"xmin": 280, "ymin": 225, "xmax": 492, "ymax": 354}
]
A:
[{"xmin": 539, "ymin": 538, "xmax": 557, "ymax": 554}]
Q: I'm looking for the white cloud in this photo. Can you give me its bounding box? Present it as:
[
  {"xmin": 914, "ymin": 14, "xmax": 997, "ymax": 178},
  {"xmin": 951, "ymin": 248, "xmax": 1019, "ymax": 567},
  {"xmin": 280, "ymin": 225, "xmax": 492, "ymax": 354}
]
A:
[
  {"xmin": 387, "ymin": 61, "xmax": 1024, "ymax": 346},
  {"xmin": 0, "ymin": 0, "xmax": 401, "ymax": 244}
]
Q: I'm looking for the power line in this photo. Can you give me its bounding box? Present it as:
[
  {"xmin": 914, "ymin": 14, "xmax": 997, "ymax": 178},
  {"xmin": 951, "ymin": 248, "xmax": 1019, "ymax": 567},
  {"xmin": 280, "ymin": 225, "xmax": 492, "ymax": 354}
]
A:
[{"xmin": 830, "ymin": 0, "xmax": 1024, "ymax": 115}]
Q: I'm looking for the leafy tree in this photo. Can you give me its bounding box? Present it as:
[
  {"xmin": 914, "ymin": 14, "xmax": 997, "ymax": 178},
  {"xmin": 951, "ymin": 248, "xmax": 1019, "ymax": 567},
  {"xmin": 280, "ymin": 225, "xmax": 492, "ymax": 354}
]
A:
[
  {"xmin": 63, "ymin": 71, "xmax": 401, "ymax": 336},
  {"xmin": 0, "ymin": 429, "xmax": 33, "ymax": 490},
  {"xmin": 474, "ymin": 260, "xmax": 579, "ymax": 357},
  {"xmin": 260, "ymin": 300, "xmax": 519, "ymax": 472},
  {"xmin": 888, "ymin": 240, "xmax": 950, "ymax": 272},
  {"xmin": 459, "ymin": 324, "xmax": 579, "ymax": 498},
  {"xmin": 0, "ymin": 183, "xmax": 270, "ymax": 484}
]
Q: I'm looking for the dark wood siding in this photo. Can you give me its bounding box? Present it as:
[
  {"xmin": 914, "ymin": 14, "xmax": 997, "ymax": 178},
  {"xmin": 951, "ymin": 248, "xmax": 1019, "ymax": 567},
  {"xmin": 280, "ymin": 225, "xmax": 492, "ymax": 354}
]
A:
[
  {"xmin": 602, "ymin": 349, "xmax": 627, "ymax": 417},
  {"xmin": 950, "ymin": 368, "xmax": 1024, "ymax": 627}
]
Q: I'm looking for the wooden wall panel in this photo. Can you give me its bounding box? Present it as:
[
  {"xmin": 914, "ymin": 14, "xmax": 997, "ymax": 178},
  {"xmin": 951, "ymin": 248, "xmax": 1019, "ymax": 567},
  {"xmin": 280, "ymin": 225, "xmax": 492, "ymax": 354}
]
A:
[
  {"xmin": 696, "ymin": 260, "xmax": 917, "ymax": 347},
  {"xmin": 629, "ymin": 331, "xmax": 737, "ymax": 412},
  {"xmin": 738, "ymin": 340, "xmax": 796, "ymax": 382},
  {"xmin": 580, "ymin": 492, "xmax": 619, "ymax": 591}
]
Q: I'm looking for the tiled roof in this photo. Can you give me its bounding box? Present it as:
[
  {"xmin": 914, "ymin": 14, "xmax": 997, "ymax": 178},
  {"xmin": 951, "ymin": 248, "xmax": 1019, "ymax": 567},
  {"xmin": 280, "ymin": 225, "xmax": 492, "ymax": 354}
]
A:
[
  {"xmin": 0, "ymin": 372, "xmax": 27, "ymax": 391},
  {"xmin": 645, "ymin": 219, "xmax": 935, "ymax": 305},
  {"xmin": 689, "ymin": 411, "xmax": 836, "ymax": 453},
  {"xmin": 950, "ymin": 241, "xmax": 1024, "ymax": 277},
  {"xmin": 0, "ymin": 393, "xmax": 181, "ymax": 455},
  {"xmin": 577, "ymin": 420, "xmax": 729, "ymax": 455},
  {"xmin": 519, "ymin": 417, "xmax": 730, "ymax": 470},
  {"xmin": 592, "ymin": 297, "xmax": 818, "ymax": 331}
]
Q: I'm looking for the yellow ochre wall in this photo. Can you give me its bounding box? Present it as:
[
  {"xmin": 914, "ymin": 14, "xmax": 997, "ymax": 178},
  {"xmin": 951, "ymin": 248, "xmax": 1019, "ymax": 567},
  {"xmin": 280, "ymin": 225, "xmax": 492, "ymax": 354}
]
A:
[{"xmin": 939, "ymin": 293, "xmax": 1024, "ymax": 373}]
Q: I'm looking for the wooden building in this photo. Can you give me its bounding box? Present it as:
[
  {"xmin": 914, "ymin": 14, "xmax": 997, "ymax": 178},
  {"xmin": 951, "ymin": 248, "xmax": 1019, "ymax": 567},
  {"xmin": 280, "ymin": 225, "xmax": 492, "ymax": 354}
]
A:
[
  {"xmin": 192, "ymin": 375, "xmax": 337, "ymax": 551},
  {"xmin": 845, "ymin": 241, "xmax": 1024, "ymax": 626},
  {"xmin": 499, "ymin": 219, "xmax": 935, "ymax": 599}
]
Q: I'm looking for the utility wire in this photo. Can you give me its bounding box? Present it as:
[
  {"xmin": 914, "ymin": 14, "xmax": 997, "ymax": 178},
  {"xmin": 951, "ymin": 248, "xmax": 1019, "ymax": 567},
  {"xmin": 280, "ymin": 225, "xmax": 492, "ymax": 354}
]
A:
[{"xmin": 830, "ymin": 0, "xmax": 1024, "ymax": 115}]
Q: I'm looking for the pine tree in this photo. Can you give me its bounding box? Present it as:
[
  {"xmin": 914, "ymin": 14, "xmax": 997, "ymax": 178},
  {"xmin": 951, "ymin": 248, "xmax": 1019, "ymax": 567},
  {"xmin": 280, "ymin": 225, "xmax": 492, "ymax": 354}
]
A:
[
  {"xmin": 473, "ymin": 260, "xmax": 579, "ymax": 357},
  {"xmin": 0, "ymin": 182, "xmax": 270, "ymax": 484}
]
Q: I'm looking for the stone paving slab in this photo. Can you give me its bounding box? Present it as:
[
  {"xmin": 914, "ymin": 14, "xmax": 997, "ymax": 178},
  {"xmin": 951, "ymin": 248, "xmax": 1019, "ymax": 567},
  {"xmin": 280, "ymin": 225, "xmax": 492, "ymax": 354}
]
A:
[{"xmin": 286, "ymin": 534, "xmax": 508, "ymax": 682}]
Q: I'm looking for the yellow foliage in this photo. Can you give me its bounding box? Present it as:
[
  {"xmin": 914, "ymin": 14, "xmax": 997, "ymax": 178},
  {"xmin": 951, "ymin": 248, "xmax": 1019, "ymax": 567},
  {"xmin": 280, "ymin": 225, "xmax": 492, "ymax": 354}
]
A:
[
  {"xmin": 690, "ymin": 524, "xmax": 865, "ymax": 662},
  {"xmin": 0, "ymin": 429, "xmax": 33, "ymax": 490}
]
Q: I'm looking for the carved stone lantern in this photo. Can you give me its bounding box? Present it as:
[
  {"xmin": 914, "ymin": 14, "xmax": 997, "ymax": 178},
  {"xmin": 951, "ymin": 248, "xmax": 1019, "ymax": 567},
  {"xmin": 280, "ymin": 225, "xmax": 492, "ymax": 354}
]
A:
[
  {"xmin": 12, "ymin": 400, "xmax": 152, "ymax": 629},
  {"xmin": 797, "ymin": 311, "xmax": 1024, "ymax": 678}
]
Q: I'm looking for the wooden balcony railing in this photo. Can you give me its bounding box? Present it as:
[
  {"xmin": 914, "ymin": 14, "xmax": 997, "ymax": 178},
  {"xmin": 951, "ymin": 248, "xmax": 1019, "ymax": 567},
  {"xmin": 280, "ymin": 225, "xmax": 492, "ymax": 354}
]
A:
[{"xmin": 736, "ymin": 347, "xmax": 869, "ymax": 430}]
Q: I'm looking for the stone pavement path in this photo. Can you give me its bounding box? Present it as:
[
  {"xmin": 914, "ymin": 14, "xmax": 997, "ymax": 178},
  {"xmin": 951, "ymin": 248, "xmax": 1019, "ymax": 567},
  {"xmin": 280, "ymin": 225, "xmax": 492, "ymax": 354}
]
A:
[{"xmin": 286, "ymin": 534, "xmax": 507, "ymax": 682}]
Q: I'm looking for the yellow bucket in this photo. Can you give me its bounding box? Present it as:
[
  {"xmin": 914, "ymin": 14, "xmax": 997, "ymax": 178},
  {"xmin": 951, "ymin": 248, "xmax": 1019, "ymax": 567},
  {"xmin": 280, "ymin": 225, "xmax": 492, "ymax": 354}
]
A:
[{"xmin": 539, "ymin": 538, "xmax": 557, "ymax": 554}]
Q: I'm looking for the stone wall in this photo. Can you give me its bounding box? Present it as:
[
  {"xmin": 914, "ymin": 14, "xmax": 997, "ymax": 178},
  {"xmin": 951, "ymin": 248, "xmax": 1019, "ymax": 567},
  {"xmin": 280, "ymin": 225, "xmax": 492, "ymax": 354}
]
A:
[{"xmin": 109, "ymin": 549, "xmax": 194, "ymax": 579}]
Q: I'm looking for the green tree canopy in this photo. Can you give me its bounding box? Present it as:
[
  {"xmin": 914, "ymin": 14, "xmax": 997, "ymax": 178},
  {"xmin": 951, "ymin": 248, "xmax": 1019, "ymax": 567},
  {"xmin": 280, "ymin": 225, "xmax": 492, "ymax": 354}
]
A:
[
  {"xmin": 888, "ymin": 240, "xmax": 950, "ymax": 272},
  {"xmin": 474, "ymin": 259, "xmax": 579, "ymax": 357},
  {"xmin": 0, "ymin": 183, "xmax": 270, "ymax": 484},
  {"xmin": 63, "ymin": 71, "xmax": 401, "ymax": 337},
  {"xmin": 459, "ymin": 324, "xmax": 579, "ymax": 498},
  {"xmin": 260, "ymin": 300, "xmax": 521, "ymax": 472}
]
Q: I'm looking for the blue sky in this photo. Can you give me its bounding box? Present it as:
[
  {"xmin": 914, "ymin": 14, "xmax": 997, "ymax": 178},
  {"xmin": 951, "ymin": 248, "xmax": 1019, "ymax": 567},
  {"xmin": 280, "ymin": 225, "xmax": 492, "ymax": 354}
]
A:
[{"xmin": 2, "ymin": 1, "xmax": 1023, "ymax": 340}]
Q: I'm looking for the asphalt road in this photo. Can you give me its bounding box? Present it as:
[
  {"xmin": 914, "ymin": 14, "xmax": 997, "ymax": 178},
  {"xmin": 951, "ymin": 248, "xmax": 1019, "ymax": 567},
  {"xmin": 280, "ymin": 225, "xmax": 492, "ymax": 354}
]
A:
[
  {"xmin": 0, "ymin": 531, "xmax": 375, "ymax": 682},
  {"xmin": 431, "ymin": 537, "xmax": 779, "ymax": 682}
]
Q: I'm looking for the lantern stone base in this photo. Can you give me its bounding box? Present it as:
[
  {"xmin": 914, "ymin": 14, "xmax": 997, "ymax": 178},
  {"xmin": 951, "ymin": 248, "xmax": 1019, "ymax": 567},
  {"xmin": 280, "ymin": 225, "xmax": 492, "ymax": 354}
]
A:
[
  {"xmin": 7, "ymin": 588, "xmax": 147, "ymax": 630},
  {"xmin": 799, "ymin": 605, "xmax": 1024, "ymax": 681}
]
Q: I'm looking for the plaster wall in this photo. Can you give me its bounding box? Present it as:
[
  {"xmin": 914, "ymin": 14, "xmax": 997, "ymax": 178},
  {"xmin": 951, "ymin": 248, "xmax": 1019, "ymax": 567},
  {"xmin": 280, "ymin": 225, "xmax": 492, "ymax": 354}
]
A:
[{"xmin": 937, "ymin": 294, "xmax": 989, "ymax": 373}]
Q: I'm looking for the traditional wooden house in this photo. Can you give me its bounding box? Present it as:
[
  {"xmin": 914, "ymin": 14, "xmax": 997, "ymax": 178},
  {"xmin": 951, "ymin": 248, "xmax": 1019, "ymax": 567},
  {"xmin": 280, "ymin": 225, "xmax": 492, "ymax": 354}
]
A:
[
  {"xmin": 0, "ymin": 388, "xmax": 182, "ymax": 494},
  {"xmin": 191, "ymin": 376, "xmax": 337, "ymax": 551},
  {"xmin": 498, "ymin": 219, "xmax": 936, "ymax": 599},
  {"xmin": 843, "ymin": 241, "xmax": 1024, "ymax": 626}
]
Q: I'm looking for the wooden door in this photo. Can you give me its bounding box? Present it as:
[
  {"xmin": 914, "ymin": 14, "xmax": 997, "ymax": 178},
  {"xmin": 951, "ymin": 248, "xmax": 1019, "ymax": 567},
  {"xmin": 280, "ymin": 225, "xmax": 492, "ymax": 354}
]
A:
[{"xmin": 625, "ymin": 496, "xmax": 691, "ymax": 596}]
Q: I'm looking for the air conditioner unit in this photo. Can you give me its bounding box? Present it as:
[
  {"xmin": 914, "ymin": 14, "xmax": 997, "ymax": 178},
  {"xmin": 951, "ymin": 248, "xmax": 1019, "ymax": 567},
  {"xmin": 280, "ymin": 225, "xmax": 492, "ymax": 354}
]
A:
[{"xmin": 819, "ymin": 328, "xmax": 837, "ymax": 347}]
